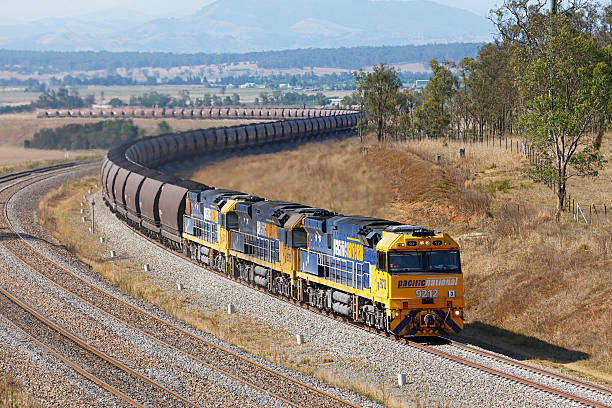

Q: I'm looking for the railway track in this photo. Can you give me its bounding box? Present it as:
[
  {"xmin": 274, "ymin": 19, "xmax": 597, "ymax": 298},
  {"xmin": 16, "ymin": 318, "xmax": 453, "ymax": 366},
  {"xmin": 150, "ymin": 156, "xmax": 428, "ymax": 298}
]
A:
[
  {"xmin": 0, "ymin": 285, "xmax": 198, "ymax": 408},
  {"xmin": 109, "ymin": 190, "xmax": 612, "ymax": 408},
  {"xmin": 403, "ymin": 340, "xmax": 612, "ymax": 408},
  {"xmin": 4, "ymin": 163, "xmax": 611, "ymax": 407},
  {"xmin": 0, "ymin": 165, "xmax": 359, "ymax": 408},
  {"xmin": 439, "ymin": 339, "xmax": 612, "ymax": 404}
]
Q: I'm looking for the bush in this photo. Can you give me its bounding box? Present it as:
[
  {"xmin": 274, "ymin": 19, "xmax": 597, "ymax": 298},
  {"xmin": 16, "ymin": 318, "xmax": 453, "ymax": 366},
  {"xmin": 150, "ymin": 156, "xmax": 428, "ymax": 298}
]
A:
[
  {"xmin": 486, "ymin": 179, "xmax": 511, "ymax": 196},
  {"xmin": 27, "ymin": 119, "xmax": 142, "ymax": 150},
  {"xmin": 157, "ymin": 120, "xmax": 171, "ymax": 135}
]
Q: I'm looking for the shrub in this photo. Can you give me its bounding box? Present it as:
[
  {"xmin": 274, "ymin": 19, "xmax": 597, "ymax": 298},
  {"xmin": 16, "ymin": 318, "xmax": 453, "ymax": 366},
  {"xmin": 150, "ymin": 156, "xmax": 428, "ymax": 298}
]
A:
[{"xmin": 486, "ymin": 179, "xmax": 511, "ymax": 196}]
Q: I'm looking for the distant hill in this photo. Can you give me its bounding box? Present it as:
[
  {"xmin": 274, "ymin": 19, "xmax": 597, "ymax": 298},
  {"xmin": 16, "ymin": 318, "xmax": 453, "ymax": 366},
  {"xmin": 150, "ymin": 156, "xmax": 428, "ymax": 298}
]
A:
[{"xmin": 0, "ymin": 0, "xmax": 492, "ymax": 53}]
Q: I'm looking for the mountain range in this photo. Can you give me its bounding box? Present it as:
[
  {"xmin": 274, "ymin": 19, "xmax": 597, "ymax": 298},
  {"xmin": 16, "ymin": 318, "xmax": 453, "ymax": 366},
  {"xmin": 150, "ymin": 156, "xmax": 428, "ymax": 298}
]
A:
[{"xmin": 0, "ymin": 0, "xmax": 493, "ymax": 53}]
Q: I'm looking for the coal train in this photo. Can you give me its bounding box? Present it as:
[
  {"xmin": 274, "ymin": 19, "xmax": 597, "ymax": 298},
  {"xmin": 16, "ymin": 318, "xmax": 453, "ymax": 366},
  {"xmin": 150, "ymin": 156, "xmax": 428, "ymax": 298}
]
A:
[{"xmin": 101, "ymin": 108, "xmax": 464, "ymax": 337}]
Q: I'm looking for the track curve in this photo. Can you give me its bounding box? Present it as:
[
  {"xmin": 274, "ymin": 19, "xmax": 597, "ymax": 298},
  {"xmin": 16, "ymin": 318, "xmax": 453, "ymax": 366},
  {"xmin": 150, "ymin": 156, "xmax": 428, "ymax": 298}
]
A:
[
  {"xmin": 94, "ymin": 107, "xmax": 611, "ymax": 408},
  {"xmin": 1, "ymin": 164, "xmax": 360, "ymax": 408}
]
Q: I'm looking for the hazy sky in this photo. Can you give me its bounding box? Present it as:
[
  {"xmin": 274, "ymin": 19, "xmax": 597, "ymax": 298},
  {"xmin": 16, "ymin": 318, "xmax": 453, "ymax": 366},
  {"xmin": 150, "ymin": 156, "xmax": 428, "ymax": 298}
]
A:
[{"xmin": 2, "ymin": 0, "xmax": 503, "ymax": 22}]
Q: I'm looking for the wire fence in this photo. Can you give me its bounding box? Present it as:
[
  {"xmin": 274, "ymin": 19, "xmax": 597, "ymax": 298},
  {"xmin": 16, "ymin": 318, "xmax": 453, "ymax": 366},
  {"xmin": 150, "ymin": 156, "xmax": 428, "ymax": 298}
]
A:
[{"xmin": 404, "ymin": 133, "xmax": 609, "ymax": 225}]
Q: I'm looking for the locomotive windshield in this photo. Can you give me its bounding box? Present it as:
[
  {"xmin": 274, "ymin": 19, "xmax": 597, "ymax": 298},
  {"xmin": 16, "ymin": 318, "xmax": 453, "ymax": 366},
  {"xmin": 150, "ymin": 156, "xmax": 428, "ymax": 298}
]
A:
[{"xmin": 388, "ymin": 250, "xmax": 460, "ymax": 274}]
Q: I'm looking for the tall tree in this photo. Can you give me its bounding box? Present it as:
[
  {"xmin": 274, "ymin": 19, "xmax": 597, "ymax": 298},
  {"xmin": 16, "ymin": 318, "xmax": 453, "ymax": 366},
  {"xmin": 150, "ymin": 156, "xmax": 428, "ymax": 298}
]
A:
[
  {"xmin": 494, "ymin": 0, "xmax": 612, "ymax": 221},
  {"xmin": 354, "ymin": 63, "xmax": 402, "ymax": 142},
  {"xmin": 414, "ymin": 59, "xmax": 457, "ymax": 138}
]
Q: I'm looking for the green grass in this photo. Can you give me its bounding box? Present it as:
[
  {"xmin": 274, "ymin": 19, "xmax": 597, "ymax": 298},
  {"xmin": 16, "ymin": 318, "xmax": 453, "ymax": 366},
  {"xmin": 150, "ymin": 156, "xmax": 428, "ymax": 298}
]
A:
[{"xmin": 486, "ymin": 179, "xmax": 511, "ymax": 196}]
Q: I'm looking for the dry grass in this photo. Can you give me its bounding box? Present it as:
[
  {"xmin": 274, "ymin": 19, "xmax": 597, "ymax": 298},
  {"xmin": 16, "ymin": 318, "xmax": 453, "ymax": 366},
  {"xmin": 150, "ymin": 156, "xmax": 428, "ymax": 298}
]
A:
[
  {"xmin": 182, "ymin": 137, "xmax": 488, "ymax": 229},
  {"xmin": 0, "ymin": 145, "xmax": 103, "ymax": 172},
  {"xmin": 0, "ymin": 112, "xmax": 261, "ymax": 146},
  {"xmin": 183, "ymin": 133, "xmax": 612, "ymax": 384},
  {"xmin": 38, "ymin": 175, "xmax": 434, "ymax": 407},
  {"xmin": 0, "ymin": 377, "xmax": 38, "ymax": 408}
]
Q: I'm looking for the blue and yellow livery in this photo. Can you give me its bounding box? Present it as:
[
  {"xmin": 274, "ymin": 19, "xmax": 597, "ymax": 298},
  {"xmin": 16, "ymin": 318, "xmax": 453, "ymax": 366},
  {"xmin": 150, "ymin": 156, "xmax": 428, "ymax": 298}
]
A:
[{"xmin": 183, "ymin": 191, "xmax": 464, "ymax": 337}]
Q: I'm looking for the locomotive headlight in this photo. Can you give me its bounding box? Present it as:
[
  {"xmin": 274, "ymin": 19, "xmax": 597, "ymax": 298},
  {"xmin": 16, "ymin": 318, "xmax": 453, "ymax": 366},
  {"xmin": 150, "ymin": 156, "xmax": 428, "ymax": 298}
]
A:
[
  {"xmin": 395, "ymin": 311, "xmax": 400, "ymax": 317},
  {"xmin": 454, "ymin": 310, "xmax": 461, "ymax": 316}
]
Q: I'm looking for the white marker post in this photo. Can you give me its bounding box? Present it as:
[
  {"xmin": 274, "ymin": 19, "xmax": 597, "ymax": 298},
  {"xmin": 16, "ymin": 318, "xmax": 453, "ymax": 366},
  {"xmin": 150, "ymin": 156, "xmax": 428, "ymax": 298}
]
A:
[{"xmin": 90, "ymin": 198, "xmax": 95, "ymax": 233}]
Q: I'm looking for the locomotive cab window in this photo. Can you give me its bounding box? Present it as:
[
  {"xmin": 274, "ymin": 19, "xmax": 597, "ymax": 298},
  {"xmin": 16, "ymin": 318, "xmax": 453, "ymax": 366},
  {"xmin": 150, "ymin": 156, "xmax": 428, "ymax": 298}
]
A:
[
  {"xmin": 376, "ymin": 251, "xmax": 387, "ymax": 271},
  {"xmin": 427, "ymin": 250, "xmax": 460, "ymax": 272},
  {"xmin": 389, "ymin": 252, "xmax": 422, "ymax": 273},
  {"xmin": 387, "ymin": 250, "xmax": 461, "ymax": 274}
]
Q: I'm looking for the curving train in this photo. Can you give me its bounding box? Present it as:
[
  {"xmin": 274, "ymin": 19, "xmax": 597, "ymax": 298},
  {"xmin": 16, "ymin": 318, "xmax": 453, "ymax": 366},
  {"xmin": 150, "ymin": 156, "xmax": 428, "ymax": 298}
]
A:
[{"xmin": 101, "ymin": 108, "xmax": 464, "ymax": 337}]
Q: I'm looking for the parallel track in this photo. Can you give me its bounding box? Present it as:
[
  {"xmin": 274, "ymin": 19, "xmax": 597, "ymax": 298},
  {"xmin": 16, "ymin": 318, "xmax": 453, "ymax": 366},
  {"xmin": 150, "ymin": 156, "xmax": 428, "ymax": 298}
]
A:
[
  {"xmin": 0, "ymin": 166, "xmax": 358, "ymax": 408},
  {"xmin": 0, "ymin": 285, "xmax": 197, "ymax": 408},
  {"xmin": 117, "ymin": 197, "xmax": 612, "ymax": 408},
  {"xmin": 0, "ymin": 167, "xmax": 202, "ymax": 408}
]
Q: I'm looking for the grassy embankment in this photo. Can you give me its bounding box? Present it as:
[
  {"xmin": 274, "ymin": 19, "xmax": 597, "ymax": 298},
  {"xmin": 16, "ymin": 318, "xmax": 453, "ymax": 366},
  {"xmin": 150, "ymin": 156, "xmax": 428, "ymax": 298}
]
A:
[
  {"xmin": 183, "ymin": 134, "xmax": 611, "ymax": 384},
  {"xmin": 38, "ymin": 176, "xmax": 420, "ymax": 407},
  {"xmin": 0, "ymin": 377, "xmax": 38, "ymax": 408}
]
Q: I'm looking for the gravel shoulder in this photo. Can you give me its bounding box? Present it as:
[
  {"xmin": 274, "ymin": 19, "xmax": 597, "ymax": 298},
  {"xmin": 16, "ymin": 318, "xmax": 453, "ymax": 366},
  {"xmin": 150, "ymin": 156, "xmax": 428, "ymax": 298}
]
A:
[
  {"xmin": 10, "ymin": 165, "xmax": 593, "ymax": 408},
  {"xmin": 85, "ymin": 183, "xmax": 586, "ymax": 407}
]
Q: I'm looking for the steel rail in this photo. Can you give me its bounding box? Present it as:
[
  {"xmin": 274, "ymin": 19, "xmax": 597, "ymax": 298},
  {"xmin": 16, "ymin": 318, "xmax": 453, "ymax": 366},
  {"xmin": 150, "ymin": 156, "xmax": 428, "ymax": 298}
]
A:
[
  {"xmin": 117, "ymin": 204, "xmax": 612, "ymax": 408},
  {"xmin": 402, "ymin": 339, "xmax": 611, "ymax": 408},
  {"xmin": 0, "ymin": 287, "xmax": 143, "ymax": 408},
  {"xmin": 0, "ymin": 167, "xmax": 203, "ymax": 408},
  {"xmin": 443, "ymin": 338, "xmax": 612, "ymax": 396},
  {"xmin": 0, "ymin": 167, "xmax": 357, "ymax": 408},
  {"xmin": 0, "ymin": 285, "xmax": 197, "ymax": 408}
]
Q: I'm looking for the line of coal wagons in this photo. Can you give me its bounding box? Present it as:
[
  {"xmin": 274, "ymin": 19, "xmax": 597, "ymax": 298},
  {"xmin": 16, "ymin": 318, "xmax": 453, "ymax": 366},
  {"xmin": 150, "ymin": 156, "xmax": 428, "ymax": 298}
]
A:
[
  {"xmin": 38, "ymin": 107, "xmax": 348, "ymax": 119},
  {"xmin": 101, "ymin": 110, "xmax": 464, "ymax": 337}
]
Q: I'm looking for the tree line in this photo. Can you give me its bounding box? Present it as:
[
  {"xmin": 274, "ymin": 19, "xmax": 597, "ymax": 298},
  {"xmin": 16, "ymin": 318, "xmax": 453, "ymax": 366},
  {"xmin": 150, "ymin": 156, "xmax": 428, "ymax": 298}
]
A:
[
  {"xmin": 357, "ymin": 0, "xmax": 611, "ymax": 221},
  {"xmin": 2, "ymin": 70, "xmax": 432, "ymax": 93},
  {"xmin": 0, "ymin": 88, "xmax": 95, "ymax": 114},
  {"xmin": 254, "ymin": 92, "xmax": 329, "ymax": 106},
  {"xmin": 0, "ymin": 43, "xmax": 481, "ymax": 74},
  {"xmin": 25, "ymin": 120, "xmax": 143, "ymax": 150}
]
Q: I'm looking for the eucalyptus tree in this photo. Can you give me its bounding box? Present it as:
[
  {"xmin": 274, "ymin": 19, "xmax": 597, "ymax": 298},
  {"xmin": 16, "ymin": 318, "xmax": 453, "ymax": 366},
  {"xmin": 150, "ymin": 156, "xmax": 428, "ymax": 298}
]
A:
[
  {"xmin": 414, "ymin": 59, "xmax": 457, "ymax": 138},
  {"xmin": 493, "ymin": 0, "xmax": 612, "ymax": 221},
  {"xmin": 354, "ymin": 63, "xmax": 403, "ymax": 142}
]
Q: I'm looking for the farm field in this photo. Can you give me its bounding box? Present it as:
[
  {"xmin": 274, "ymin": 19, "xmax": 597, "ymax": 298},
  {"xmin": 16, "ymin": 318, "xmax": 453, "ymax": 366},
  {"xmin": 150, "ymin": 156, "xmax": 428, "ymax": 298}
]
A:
[
  {"xmin": 0, "ymin": 85, "xmax": 353, "ymax": 107},
  {"xmin": 181, "ymin": 133, "xmax": 612, "ymax": 384},
  {"xmin": 0, "ymin": 112, "xmax": 258, "ymax": 171}
]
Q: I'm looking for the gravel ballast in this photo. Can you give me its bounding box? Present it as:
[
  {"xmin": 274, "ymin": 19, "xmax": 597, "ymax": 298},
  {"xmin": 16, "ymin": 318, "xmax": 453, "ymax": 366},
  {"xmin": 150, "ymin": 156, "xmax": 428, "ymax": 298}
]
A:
[
  {"xmin": 7, "ymin": 165, "xmax": 602, "ymax": 408},
  {"xmin": 85, "ymin": 186, "xmax": 593, "ymax": 408},
  {"xmin": 9, "ymin": 166, "xmax": 376, "ymax": 406}
]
